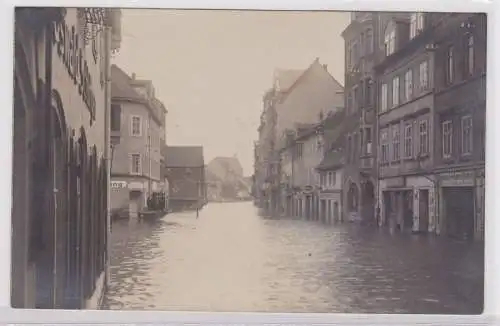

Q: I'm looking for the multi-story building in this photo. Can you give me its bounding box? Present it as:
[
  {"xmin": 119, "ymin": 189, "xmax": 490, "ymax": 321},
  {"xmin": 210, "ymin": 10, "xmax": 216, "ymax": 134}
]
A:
[
  {"xmin": 341, "ymin": 12, "xmax": 378, "ymax": 224},
  {"xmin": 164, "ymin": 146, "xmax": 206, "ymax": 212},
  {"xmin": 431, "ymin": 13, "xmax": 486, "ymax": 241},
  {"xmin": 374, "ymin": 12, "xmax": 441, "ymax": 233},
  {"xmin": 316, "ymin": 110, "xmax": 347, "ymax": 223},
  {"xmin": 110, "ymin": 65, "xmax": 168, "ymax": 218},
  {"xmin": 12, "ymin": 8, "xmax": 121, "ymax": 309},
  {"xmin": 254, "ymin": 88, "xmax": 278, "ymax": 212},
  {"xmin": 289, "ymin": 121, "xmax": 324, "ymax": 220}
]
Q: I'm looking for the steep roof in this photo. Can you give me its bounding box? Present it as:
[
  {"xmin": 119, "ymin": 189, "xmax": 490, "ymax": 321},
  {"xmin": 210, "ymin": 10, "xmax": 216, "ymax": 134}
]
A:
[
  {"xmin": 111, "ymin": 64, "xmax": 145, "ymax": 102},
  {"xmin": 273, "ymin": 68, "xmax": 304, "ymax": 92},
  {"xmin": 164, "ymin": 146, "xmax": 204, "ymax": 167}
]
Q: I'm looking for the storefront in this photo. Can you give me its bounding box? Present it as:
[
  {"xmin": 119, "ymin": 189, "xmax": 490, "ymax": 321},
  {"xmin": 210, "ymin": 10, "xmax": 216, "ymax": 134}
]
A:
[
  {"xmin": 437, "ymin": 169, "xmax": 484, "ymax": 241},
  {"xmin": 319, "ymin": 191, "xmax": 342, "ymax": 223}
]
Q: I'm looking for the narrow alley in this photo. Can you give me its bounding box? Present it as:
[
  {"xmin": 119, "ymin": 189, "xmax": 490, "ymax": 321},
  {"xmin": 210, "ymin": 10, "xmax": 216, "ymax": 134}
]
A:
[{"xmin": 104, "ymin": 202, "xmax": 483, "ymax": 314}]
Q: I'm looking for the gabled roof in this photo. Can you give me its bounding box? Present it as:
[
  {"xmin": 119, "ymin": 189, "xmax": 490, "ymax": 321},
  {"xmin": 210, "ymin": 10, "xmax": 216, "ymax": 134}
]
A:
[
  {"xmin": 164, "ymin": 146, "xmax": 204, "ymax": 167},
  {"xmin": 273, "ymin": 69, "xmax": 304, "ymax": 92},
  {"xmin": 111, "ymin": 64, "xmax": 146, "ymax": 102},
  {"xmin": 276, "ymin": 58, "xmax": 344, "ymax": 105}
]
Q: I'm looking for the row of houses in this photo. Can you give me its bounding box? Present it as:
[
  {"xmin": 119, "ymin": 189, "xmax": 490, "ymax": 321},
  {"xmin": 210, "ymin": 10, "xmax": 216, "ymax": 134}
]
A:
[
  {"xmin": 254, "ymin": 12, "xmax": 486, "ymax": 242},
  {"xmin": 109, "ymin": 65, "xmax": 207, "ymax": 217}
]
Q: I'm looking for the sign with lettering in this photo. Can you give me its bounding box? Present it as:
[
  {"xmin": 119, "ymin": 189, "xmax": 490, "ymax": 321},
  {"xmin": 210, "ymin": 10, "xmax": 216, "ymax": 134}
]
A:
[
  {"xmin": 52, "ymin": 19, "xmax": 97, "ymax": 125},
  {"xmin": 111, "ymin": 181, "xmax": 127, "ymax": 189}
]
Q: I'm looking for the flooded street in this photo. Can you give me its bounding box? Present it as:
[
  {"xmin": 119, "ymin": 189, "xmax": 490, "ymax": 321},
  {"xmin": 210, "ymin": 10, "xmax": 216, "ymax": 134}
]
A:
[{"xmin": 104, "ymin": 202, "xmax": 483, "ymax": 314}]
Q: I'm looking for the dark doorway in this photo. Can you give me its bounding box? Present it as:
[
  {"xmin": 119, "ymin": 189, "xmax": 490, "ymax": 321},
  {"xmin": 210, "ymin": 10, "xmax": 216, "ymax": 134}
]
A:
[
  {"xmin": 383, "ymin": 191, "xmax": 391, "ymax": 227},
  {"xmin": 403, "ymin": 191, "xmax": 414, "ymax": 231},
  {"xmin": 419, "ymin": 189, "xmax": 430, "ymax": 233},
  {"xmin": 362, "ymin": 180, "xmax": 375, "ymax": 223},
  {"xmin": 443, "ymin": 187, "xmax": 475, "ymax": 240}
]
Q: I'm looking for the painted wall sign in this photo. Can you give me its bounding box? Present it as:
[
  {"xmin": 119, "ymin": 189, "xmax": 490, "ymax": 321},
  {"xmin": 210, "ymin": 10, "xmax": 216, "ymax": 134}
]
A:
[
  {"xmin": 52, "ymin": 19, "xmax": 97, "ymax": 125},
  {"xmin": 111, "ymin": 181, "xmax": 127, "ymax": 189}
]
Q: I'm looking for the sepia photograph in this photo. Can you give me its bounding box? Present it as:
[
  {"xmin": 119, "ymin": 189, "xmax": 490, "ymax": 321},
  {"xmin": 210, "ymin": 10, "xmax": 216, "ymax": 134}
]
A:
[{"xmin": 11, "ymin": 7, "xmax": 485, "ymax": 315}]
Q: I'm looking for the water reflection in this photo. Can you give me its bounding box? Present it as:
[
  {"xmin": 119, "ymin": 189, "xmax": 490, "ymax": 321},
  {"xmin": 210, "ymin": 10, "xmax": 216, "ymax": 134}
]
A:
[{"xmin": 104, "ymin": 202, "xmax": 483, "ymax": 314}]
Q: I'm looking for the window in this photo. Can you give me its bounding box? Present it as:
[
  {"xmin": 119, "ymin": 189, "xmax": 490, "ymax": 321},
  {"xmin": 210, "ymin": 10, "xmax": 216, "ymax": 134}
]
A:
[
  {"xmin": 410, "ymin": 12, "xmax": 425, "ymax": 39},
  {"xmin": 111, "ymin": 104, "xmax": 121, "ymax": 131},
  {"xmin": 380, "ymin": 83, "xmax": 388, "ymax": 112},
  {"xmin": 410, "ymin": 13, "xmax": 417, "ymax": 39},
  {"xmin": 130, "ymin": 116, "xmax": 142, "ymax": 136},
  {"xmin": 365, "ymin": 79, "xmax": 373, "ymax": 106},
  {"xmin": 419, "ymin": 61, "xmax": 429, "ymax": 89},
  {"xmin": 327, "ymin": 171, "xmax": 336, "ymax": 187},
  {"xmin": 467, "ymin": 35, "xmax": 474, "ymax": 76},
  {"xmin": 404, "ymin": 69, "xmax": 413, "ymax": 101},
  {"xmin": 419, "ymin": 120, "xmax": 429, "ymax": 155},
  {"xmin": 296, "ymin": 143, "xmax": 303, "ymax": 158},
  {"xmin": 461, "ymin": 116, "xmax": 473, "ymax": 155},
  {"xmin": 392, "ymin": 125, "xmax": 400, "ymax": 161},
  {"xmin": 363, "ymin": 127, "xmax": 372, "ymax": 155},
  {"xmin": 442, "ymin": 120, "xmax": 453, "ymax": 158},
  {"xmin": 130, "ymin": 154, "xmax": 141, "ymax": 174},
  {"xmin": 381, "ymin": 129, "xmax": 389, "ymax": 163},
  {"xmin": 446, "ymin": 46, "xmax": 454, "ymax": 84},
  {"xmin": 384, "ymin": 28, "xmax": 396, "ymax": 56},
  {"xmin": 404, "ymin": 123, "xmax": 413, "ymax": 158},
  {"xmin": 392, "ymin": 76, "xmax": 400, "ymax": 108},
  {"xmin": 417, "ymin": 13, "xmax": 424, "ymax": 32}
]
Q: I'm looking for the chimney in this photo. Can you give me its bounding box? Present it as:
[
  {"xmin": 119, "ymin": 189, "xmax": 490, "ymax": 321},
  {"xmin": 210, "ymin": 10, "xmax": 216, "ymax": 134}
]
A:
[
  {"xmin": 131, "ymin": 73, "xmax": 136, "ymax": 80},
  {"xmin": 323, "ymin": 64, "xmax": 328, "ymax": 70}
]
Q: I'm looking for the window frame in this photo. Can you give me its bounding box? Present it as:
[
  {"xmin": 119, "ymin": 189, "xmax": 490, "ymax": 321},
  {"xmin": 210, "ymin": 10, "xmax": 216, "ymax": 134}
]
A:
[
  {"xmin": 442, "ymin": 120, "xmax": 453, "ymax": 158},
  {"xmin": 404, "ymin": 69, "xmax": 413, "ymax": 101},
  {"xmin": 392, "ymin": 125, "xmax": 400, "ymax": 161},
  {"xmin": 130, "ymin": 153, "xmax": 142, "ymax": 175},
  {"xmin": 419, "ymin": 120, "xmax": 429, "ymax": 156},
  {"xmin": 467, "ymin": 35, "xmax": 475, "ymax": 76},
  {"xmin": 380, "ymin": 83, "xmax": 388, "ymax": 112},
  {"xmin": 461, "ymin": 115, "xmax": 473, "ymax": 155},
  {"xmin": 392, "ymin": 76, "xmax": 400, "ymax": 108},
  {"xmin": 384, "ymin": 27, "xmax": 396, "ymax": 56},
  {"xmin": 446, "ymin": 45, "xmax": 454, "ymax": 84},
  {"xmin": 404, "ymin": 123, "xmax": 414, "ymax": 159},
  {"xmin": 130, "ymin": 115, "xmax": 142, "ymax": 137},
  {"xmin": 380, "ymin": 129, "xmax": 389, "ymax": 163},
  {"xmin": 419, "ymin": 61, "xmax": 429, "ymax": 90}
]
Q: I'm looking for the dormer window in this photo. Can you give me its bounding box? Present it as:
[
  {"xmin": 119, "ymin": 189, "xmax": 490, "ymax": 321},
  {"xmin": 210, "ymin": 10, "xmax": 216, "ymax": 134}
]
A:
[
  {"xmin": 384, "ymin": 24, "xmax": 396, "ymax": 56},
  {"xmin": 410, "ymin": 12, "xmax": 425, "ymax": 39}
]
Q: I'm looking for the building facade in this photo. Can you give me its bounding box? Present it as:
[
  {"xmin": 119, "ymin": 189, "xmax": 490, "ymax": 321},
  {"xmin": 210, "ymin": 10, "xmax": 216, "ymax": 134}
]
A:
[
  {"xmin": 12, "ymin": 8, "xmax": 121, "ymax": 309},
  {"xmin": 375, "ymin": 12, "xmax": 441, "ymax": 233},
  {"xmin": 110, "ymin": 65, "xmax": 168, "ymax": 218},
  {"xmin": 164, "ymin": 146, "xmax": 206, "ymax": 212},
  {"xmin": 431, "ymin": 13, "xmax": 486, "ymax": 241},
  {"xmin": 341, "ymin": 12, "xmax": 378, "ymax": 224},
  {"xmin": 316, "ymin": 110, "xmax": 347, "ymax": 223}
]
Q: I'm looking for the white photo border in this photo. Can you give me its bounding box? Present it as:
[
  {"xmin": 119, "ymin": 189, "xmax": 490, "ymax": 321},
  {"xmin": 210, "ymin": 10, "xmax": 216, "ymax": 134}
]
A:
[{"xmin": 1, "ymin": 0, "xmax": 498, "ymax": 325}]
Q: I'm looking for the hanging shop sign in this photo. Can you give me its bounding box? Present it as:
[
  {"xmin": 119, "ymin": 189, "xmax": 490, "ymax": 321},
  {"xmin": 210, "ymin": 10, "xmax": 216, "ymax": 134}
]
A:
[{"xmin": 52, "ymin": 19, "xmax": 97, "ymax": 125}]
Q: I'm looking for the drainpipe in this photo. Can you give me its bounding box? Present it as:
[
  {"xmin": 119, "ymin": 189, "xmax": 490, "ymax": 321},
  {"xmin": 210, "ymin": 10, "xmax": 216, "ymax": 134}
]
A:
[
  {"xmin": 43, "ymin": 17, "xmax": 58, "ymax": 308},
  {"xmin": 103, "ymin": 21, "xmax": 112, "ymax": 297}
]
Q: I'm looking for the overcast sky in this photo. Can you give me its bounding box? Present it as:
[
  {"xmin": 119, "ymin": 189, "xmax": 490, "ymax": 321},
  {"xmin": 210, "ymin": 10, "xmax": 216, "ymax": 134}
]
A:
[{"xmin": 112, "ymin": 9, "xmax": 350, "ymax": 176}]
